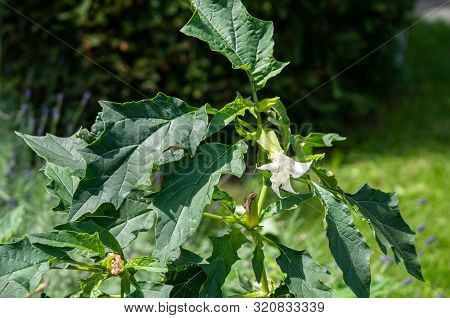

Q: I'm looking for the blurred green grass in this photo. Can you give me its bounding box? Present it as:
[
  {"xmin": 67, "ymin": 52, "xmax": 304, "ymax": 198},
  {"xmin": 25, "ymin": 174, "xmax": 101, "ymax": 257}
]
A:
[{"xmin": 0, "ymin": 21, "xmax": 448, "ymax": 297}]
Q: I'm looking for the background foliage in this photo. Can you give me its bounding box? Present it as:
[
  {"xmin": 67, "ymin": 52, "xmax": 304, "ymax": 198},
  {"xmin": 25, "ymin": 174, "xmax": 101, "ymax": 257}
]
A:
[{"xmin": 1, "ymin": 0, "xmax": 413, "ymax": 130}]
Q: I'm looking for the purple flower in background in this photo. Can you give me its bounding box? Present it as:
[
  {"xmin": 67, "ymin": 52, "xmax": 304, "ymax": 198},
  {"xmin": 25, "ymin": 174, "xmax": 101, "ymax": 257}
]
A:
[
  {"xmin": 82, "ymin": 91, "xmax": 92, "ymax": 102},
  {"xmin": 51, "ymin": 106, "xmax": 59, "ymax": 119},
  {"xmin": 402, "ymin": 278, "xmax": 414, "ymax": 286},
  {"xmin": 28, "ymin": 114, "xmax": 36, "ymax": 131},
  {"xmin": 42, "ymin": 106, "xmax": 49, "ymax": 117},
  {"xmin": 8, "ymin": 199, "xmax": 18, "ymax": 207},
  {"xmin": 19, "ymin": 103, "xmax": 28, "ymax": 113},
  {"xmin": 417, "ymin": 223, "xmax": 426, "ymax": 233},
  {"xmin": 36, "ymin": 127, "xmax": 44, "ymax": 136},
  {"xmin": 426, "ymin": 236, "xmax": 436, "ymax": 245},
  {"xmin": 24, "ymin": 88, "xmax": 32, "ymax": 100},
  {"xmin": 66, "ymin": 123, "xmax": 74, "ymax": 135},
  {"xmin": 56, "ymin": 92, "xmax": 64, "ymax": 103}
]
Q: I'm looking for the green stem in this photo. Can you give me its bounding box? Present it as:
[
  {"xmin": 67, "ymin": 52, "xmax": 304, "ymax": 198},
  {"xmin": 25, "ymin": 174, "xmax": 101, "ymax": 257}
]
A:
[
  {"xmin": 65, "ymin": 265, "xmax": 103, "ymax": 273},
  {"xmin": 248, "ymin": 72, "xmax": 271, "ymax": 296},
  {"xmin": 64, "ymin": 259, "xmax": 104, "ymax": 270},
  {"xmin": 203, "ymin": 212, "xmax": 224, "ymax": 220},
  {"xmin": 257, "ymin": 183, "xmax": 269, "ymax": 215}
]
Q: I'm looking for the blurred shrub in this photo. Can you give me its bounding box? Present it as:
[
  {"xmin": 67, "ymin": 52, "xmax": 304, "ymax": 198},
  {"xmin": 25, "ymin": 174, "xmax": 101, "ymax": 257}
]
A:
[{"xmin": 0, "ymin": 0, "xmax": 413, "ymax": 130}]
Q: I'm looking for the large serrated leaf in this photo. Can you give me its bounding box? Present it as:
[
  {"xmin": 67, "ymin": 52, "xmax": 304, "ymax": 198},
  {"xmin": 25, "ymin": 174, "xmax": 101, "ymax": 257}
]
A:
[
  {"xmin": 16, "ymin": 133, "xmax": 87, "ymax": 176},
  {"xmin": 28, "ymin": 230, "xmax": 105, "ymax": 256},
  {"xmin": 311, "ymin": 182, "xmax": 372, "ymax": 298},
  {"xmin": 181, "ymin": 0, "xmax": 288, "ymax": 90},
  {"xmin": 199, "ymin": 228, "xmax": 249, "ymax": 297},
  {"xmin": 276, "ymin": 244, "xmax": 332, "ymax": 298},
  {"xmin": 345, "ymin": 184, "xmax": 423, "ymax": 281},
  {"xmin": 0, "ymin": 238, "xmax": 66, "ymax": 292},
  {"xmin": 55, "ymin": 220, "xmax": 123, "ymax": 257},
  {"xmin": 70, "ymin": 93, "xmax": 208, "ymax": 221},
  {"xmin": 154, "ymin": 141, "xmax": 247, "ymax": 263},
  {"xmin": 81, "ymin": 192, "xmax": 154, "ymax": 249},
  {"xmin": 17, "ymin": 133, "xmax": 87, "ymax": 212},
  {"xmin": 44, "ymin": 163, "xmax": 80, "ymax": 212}
]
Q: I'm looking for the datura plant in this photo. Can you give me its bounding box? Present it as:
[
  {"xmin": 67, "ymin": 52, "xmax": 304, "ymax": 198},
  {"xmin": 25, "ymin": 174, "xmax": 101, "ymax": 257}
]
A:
[{"xmin": 1, "ymin": 0, "xmax": 422, "ymax": 298}]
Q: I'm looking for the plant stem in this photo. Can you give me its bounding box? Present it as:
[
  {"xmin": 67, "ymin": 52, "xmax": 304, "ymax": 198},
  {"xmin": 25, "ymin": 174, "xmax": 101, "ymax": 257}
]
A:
[
  {"xmin": 203, "ymin": 212, "xmax": 224, "ymax": 221},
  {"xmin": 55, "ymin": 259, "xmax": 104, "ymax": 273},
  {"xmin": 248, "ymin": 72, "xmax": 271, "ymax": 296},
  {"xmin": 257, "ymin": 183, "xmax": 269, "ymax": 215},
  {"xmin": 65, "ymin": 266, "xmax": 103, "ymax": 273}
]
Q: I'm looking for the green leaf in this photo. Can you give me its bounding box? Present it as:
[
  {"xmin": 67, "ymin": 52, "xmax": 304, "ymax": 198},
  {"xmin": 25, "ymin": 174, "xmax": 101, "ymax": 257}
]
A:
[
  {"xmin": 206, "ymin": 94, "xmax": 253, "ymax": 137},
  {"xmin": 199, "ymin": 228, "xmax": 249, "ymax": 297},
  {"xmin": 311, "ymin": 182, "xmax": 372, "ymax": 298},
  {"xmin": 291, "ymin": 133, "xmax": 346, "ymax": 156},
  {"xmin": 70, "ymin": 93, "xmax": 208, "ymax": 221},
  {"xmin": 0, "ymin": 238, "xmax": 66, "ymax": 292},
  {"xmin": 17, "ymin": 133, "xmax": 87, "ymax": 212},
  {"xmin": 260, "ymin": 193, "xmax": 313, "ymax": 222},
  {"xmin": 252, "ymin": 243, "xmax": 265, "ymax": 283},
  {"xmin": 0, "ymin": 206, "xmax": 24, "ymax": 243},
  {"xmin": 79, "ymin": 272, "xmax": 105, "ymax": 298},
  {"xmin": 121, "ymin": 271, "xmax": 132, "ymax": 297},
  {"xmin": 345, "ymin": 184, "xmax": 423, "ymax": 280},
  {"xmin": 167, "ymin": 265, "xmax": 207, "ymax": 298},
  {"xmin": 276, "ymin": 244, "xmax": 332, "ymax": 298},
  {"xmin": 81, "ymin": 192, "xmax": 155, "ymax": 249},
  {"xmin": 44, "ymin": 163, "xmax": 80, "ymax": 212},
  {"xmin": 0, "ymin": 281, "xmax": 28, "ymax": 298},
  {"xmin": 265, "ymin": 99, "xmax": 291, "ymax": 150},
  {"xmin": 313, "ymin": 166, "xmax": 341, "ymax": 191},
  {"xmin": 154, "ymin": 141, "xmax": 247, "ymax": 263},
  {"xmin": 55, "ymin": 221, "xmax": 123, "ymax": 257},
  {"xmin": 16, "ymin": 133, "xmax": 87, "ymax": 176},
  {"xmin": 181, "ymin": 0, "xmax": 288, "ymax": 90},
  {"xmin": 172, "ymin": 248, "xmax": 208, "ymax": 267},
  {"xmin": 126, "ymin": 257, "xmax": 167, "ymax": 273},
  {"xmin": 128, "ymin": 282, "xmax": 173, "ymax": 298},
  {"xmin": 212, "ymin": 186, "xmax": 236, "ymax": 213},
  {"xmin": 28, "ymin": 231, "xmax": 105, "ymax": 256},
  {"xmin": 271, "ymin": 283, "xmax": 293, "ymax": 298}
]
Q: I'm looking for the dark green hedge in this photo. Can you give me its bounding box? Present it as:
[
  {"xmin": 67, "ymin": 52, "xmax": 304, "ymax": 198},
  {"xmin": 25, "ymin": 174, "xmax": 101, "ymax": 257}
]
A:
[{"xmin": 0, "ymin": 0, "xmax": 413, "ymax": 130}]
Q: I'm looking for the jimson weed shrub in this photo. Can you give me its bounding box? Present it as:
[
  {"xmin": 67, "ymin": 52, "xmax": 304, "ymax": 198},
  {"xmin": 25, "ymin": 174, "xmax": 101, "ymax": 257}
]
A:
[{"xmin": 1, "ymin": 0, "xmax": 422, "ymax": 298}]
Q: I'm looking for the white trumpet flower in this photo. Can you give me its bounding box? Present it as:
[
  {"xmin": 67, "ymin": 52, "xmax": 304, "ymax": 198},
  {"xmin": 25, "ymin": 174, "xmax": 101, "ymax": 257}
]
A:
[{"xmin": 258, "ymin": 152, "xmax": 312, "ymax": 197}]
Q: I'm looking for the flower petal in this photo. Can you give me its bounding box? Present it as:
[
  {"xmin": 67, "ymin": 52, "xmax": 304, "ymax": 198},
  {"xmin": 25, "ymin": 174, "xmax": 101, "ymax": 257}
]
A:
[
  {"xmin": 281, "ymin": 178, "xmax": 296, "ymax": 194},
  {"xmin": 269, "ymin": 177, "xmax": 282, "ymax": 197},
  {"xmin": 257, "ymin": 162, "xmax": 279, "ymax": 172},
  {"xmin": 290, "ymin": 161, "xmax": 312, "ymax": 178}
]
